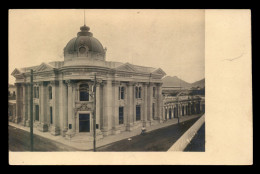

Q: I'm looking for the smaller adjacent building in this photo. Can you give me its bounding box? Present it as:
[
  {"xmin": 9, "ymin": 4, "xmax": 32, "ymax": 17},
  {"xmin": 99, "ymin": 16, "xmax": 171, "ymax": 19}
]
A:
[{"xmin": 162, "ymin": 91, "xmax": 205, "ymax": 120}]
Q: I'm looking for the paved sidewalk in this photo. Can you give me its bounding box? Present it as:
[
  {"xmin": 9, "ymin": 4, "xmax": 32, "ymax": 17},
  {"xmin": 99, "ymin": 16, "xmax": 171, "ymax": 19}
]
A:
[{"xmin": 9, "ymin": 114, "xmax": 201, "ymax": 151}]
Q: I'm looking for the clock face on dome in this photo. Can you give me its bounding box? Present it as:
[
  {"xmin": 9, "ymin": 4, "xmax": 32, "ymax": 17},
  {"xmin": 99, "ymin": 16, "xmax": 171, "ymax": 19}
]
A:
[{"xmin": 79, "ymin": 46, "xmax": 88, "ymax": 54}]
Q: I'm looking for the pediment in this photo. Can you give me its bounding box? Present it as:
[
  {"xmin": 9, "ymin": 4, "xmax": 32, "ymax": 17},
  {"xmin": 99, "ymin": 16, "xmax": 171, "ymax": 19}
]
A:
[
  {"xmin": 152, "ymin": 68, "xmax": 166, "ymax": 76},
  {"xmin": 115, "ymin": 63, "xmax": 136, "ymax": 72},
  {"xmin": 35, "ymin": 63, "xmax": 55, "ymax": 72},
  {"xmin": 11, "ymin": 68, "xmax": 22, "ymax": 76}
]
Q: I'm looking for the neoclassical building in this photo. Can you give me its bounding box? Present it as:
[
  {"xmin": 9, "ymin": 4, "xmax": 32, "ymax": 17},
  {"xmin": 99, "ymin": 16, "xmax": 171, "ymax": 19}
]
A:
[{"xmin": 11, "ymin": 24, "xmax": 166, "ymax": 139}]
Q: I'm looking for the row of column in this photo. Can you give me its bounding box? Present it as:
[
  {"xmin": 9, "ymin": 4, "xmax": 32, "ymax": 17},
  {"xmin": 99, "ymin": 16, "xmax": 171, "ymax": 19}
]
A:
[
  {"xmin": 101, "ymin": 81, "xmax": 163, "ymax": 135},
  {"xmin": 163, "ymin": 101, "xmax": 202, "ymax": 120}
]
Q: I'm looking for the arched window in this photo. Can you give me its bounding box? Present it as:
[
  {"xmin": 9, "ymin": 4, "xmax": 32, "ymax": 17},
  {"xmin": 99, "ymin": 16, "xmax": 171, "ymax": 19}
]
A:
[
  {"xmin": 49, "ymin": 86, "xmax": 52, "ymax": 99},
  {"xmin": 138, "ymin": 87, "xmax": 142, "ymax": 98},
  {"xmin": 79, "ymin": 84, "xmax": 89, "ymax": 101}
]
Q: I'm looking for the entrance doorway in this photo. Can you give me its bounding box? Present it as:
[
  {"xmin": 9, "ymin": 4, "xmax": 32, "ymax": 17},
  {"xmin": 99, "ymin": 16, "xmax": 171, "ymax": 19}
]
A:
[{"xmin": 79, "ymin": 114, "xmax": 90, "ymax": 132}]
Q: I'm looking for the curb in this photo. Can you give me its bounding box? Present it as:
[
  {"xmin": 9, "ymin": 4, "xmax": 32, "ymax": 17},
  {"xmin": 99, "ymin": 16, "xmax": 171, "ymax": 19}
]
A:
[{"xmin": 167, "ymin": 114, "xmax": 205, "ymax": 151}]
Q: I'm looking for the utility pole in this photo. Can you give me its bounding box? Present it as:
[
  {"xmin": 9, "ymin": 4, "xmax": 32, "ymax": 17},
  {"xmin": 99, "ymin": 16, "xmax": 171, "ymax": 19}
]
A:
[
  {"xmin": 93, "ymin": 73, "xmax": 96, "ymax": 152},
  {"xmin": 30, "ymin": 69, "xmax": 34, "ymax": 151}
]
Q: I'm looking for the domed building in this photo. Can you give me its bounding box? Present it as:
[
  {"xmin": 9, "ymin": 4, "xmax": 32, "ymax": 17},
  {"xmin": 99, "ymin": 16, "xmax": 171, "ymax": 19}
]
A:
[{"xmin": 11, "ymin": 24, "xmax": 166, "ymax": 139}]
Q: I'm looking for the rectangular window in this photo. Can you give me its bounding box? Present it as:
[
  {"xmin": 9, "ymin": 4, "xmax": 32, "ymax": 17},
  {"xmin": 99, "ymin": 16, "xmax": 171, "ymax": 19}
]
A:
[
  {"xmin": 120, "ymin": 87, "xmax": 124, "ymax": 100},
  {"xmin": 153, "ymin": 87, "xmax": 156, "ymax": 98},
  {"xmin": 152, "ymin": 103, "xmax": 155, "ymax": 119},
  {"xmin": 49, "ymin": 87, "xmax": 52, "ymax": 100},
  {"xmin": 36, "ymin": 87, "xmax": 39, "ymax": 98},
  {"xmin": 119, "ymin": 107, "xmax": 124, "ymax": 124},
  {"xmin": 118, "ymin": 87, "xmax": 120, "ymax": 100},
  {"xmin": 80, "ymin": 91, "xmax": 89, "ymax": 101},
  {"xmin": 50, "ymin": 107, "xmax": 53, "ymax": 124},
  {"xmin": 35, "ymin": 105, "xmax": 39, "ymax": 121},
  {"xmin": 136, "ymin": 105, "xmax": 141, "ymax": 121},
  {"xmin": 135, "ymin": 87, "xmax": 138, "ymax": 98}
]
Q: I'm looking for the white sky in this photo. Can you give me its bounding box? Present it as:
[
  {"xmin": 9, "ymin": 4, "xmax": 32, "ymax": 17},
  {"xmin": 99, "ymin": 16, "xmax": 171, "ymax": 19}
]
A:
[{"xmin": 9, "ymin": 9, "xmax": 205, "ymax": 84}]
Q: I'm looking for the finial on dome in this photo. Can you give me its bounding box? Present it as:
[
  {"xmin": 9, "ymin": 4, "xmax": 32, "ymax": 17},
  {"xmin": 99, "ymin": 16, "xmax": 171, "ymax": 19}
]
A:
[{"xmin": 77, "ymin": 9, "xmax": 93, "ymax": 37}]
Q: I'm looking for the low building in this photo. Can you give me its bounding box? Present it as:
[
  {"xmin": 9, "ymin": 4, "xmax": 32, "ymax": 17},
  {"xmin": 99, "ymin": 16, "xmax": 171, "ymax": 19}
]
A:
[
  {"xmin": 10, "ymin": 24, "xmax": 166, "ymax": 139},
  {"xmin": 163, "ymin": 91, "xmax": 205, "ymax": 120}
]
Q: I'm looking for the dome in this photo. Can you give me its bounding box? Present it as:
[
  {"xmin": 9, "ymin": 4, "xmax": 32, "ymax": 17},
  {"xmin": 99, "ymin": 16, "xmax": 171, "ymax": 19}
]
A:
[{"xmin": 64, "ymin": 25, "xmax": 106, "ymax": 60}]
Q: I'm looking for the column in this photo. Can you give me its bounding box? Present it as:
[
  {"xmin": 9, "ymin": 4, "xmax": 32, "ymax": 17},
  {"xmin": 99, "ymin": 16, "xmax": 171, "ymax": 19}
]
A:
[
  {"xmin": 142, "ymin": 83, "xmax": 148, "ymax": 127},
  {"xmin": 25, "ymin": 83, "xmax": 31, "ymax": 127},
  {"xmin": 22, "ymin": 83, "xmax": 27, "ymax": 126},
  {"xmin": 166, "ymin": 106, "xmax": 169, "ymax": 120},
  {"xmin": 171, "ymin": 105, "xmax": 174, "ymax": 118},
  {"xmin": 163, "ymin": 106, "xmax": 166, "ymax": 120},
  {"xmin": 156, "ymin": 83, "xmax": 163, "ymax": 122},
  {"xmin": 147, "ymin": 83, "xmax": 153, "ymax": 125},
  {"xmin": 59, "ymin": 80, "xmax": 68, "ymax": 136},
  {"xmin": 38, "ymin": 82, "xmax": 48, "ymax": 132},
  {"xmin": 66, "ymin": 80, "xmax": 75, "ymax": 136},
  {"xmin": 102, "ymin": 80, "xmax": 113, "ymax": 136},
  {"xmin": 126, "ymin": 82, "xmax": 134, "ymax": 131},
  {"xmin": 14, "ymin": 83, "xmax": 22, "ymax": 123},
  {"xmin": 51, "ymin": 81, "xmax": 60, "ymax": 135},
  {"xmin": 112, "ymin": 81, "xmax": 120, "ymax": 134}
]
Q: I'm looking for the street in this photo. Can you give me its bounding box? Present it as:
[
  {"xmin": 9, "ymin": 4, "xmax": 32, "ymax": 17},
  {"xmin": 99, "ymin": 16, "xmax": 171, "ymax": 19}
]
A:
[
  {"xmin": 97, "ymin": 117, "xmax": 200, "ymax": 151},
  {"xmin": 9, "ymin": 116, "xmax": 203, "ymax": 152},
  {"xmin": 8, "ymin": 126, "xmax": 78, "ymax": 151}
]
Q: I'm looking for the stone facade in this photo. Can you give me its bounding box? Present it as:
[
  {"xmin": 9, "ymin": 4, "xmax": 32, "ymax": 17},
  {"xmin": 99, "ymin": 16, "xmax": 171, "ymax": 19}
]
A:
[{"xmin": 11, "ymin": 24, "xmax": 166, "ymax": 140}]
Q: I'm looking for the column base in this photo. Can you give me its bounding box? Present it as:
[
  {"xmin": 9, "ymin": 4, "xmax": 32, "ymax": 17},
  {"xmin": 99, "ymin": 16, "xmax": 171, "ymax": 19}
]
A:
[
  {"xmin": 37, "ymin": 123, "xmax": 48, "ymax": 132},
  {"xmin": 65, "ymin": 130, "xmax": 75, "ymax": 139},
  {"xmin": 126, "ymin": 123, "xmax": 134, "ymax": 131},
  {"xmin": 101, "ymin": 127, "xmax": 112, "ymax": 136},
  {"xmin": 51, "ymin": 126, "xmax": 60, "ymax": 136},
  {"xmin": 14, "ymin": 117, "xmax": 21, "ymax": 123},
  {"xmin": 25, "ymin": 120, "xmax": 30, "ymax": 127},
  {"xmin": 61, "ymin": 128, "xmax": 68, "ymax": 137},
  {"xmin": 112, "ymin": 126, "xmax": 121, "ymax": 135}
]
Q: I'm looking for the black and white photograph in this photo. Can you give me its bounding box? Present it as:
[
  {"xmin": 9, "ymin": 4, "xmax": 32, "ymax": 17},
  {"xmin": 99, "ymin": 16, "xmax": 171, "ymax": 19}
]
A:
[{"xmin": 8, "ymin": 9, "xmax": 252, "ymax": 165}]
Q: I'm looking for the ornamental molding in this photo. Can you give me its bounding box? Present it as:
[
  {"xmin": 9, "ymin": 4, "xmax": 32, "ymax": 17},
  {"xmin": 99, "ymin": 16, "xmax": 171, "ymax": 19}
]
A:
[{"xmin": 74, "ymin": 103, "xmax": 93, "ymax": 116}]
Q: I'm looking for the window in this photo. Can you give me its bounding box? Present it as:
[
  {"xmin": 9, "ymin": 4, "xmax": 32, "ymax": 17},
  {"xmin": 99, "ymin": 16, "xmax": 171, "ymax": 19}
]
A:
[
  {"xmin": 50, "ymin": 107, "xmax": 53, "ymax": 124},
  {"xmin": 136, "ymin": 105, "xmax": 141, "ymax": 121},
  {"xmin": 119, "ymin": 107, "xmax": 124, "ymax": 124},
  {"xmin": 120, "ymin": 87, "xmax": 124, "ymax": 99},
  {"xmin": 118, "ymin": 86, "xmax": 124, "ymax": 100},
  {"xmin": 153, "ymin": 87, "xmax": 156, "ymax": 98},
  {"xmin": 34, "ymin": 86, "xmax": 39, "ymax": 98},
  {"xmin": 118, "ymin": 87, "xmax": 121, "ymax": 100},
  {"xmin": 35, "ymin": 105, "xmax": 39, "ymax": 121},
  {"xmin": 49, "ymin": 86, "xmax": 52, "ymax": 100},
  {"xmin": 135, "ymin": 87, "xmax": 138, "ymax": 98},
  {"xmin": 79, "ymin": 84, "xmax": 89, "ymax": 101},
  {"xmin": 135, "ymin": 86, "xmax": 142, "ymax": 99},
  {"xmin": 152, "ymin": 103, "xmax": 155, "ymax": 119},
  {"xmin": 138, "ymin": 87, "xmax": 142, "ymax": 98}
]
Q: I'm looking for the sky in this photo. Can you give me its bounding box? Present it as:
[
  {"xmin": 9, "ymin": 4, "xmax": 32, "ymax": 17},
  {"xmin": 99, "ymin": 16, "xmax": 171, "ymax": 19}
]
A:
[{"xmin": 9, "ymin": 9, "xmax": 205, "ymax": 84}]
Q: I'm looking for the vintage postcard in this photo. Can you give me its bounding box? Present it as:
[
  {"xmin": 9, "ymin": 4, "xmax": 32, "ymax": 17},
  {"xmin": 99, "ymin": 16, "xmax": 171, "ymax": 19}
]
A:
[{"xmin": 8, "ymin": 9, "xmax": 252, "ymax": 165}]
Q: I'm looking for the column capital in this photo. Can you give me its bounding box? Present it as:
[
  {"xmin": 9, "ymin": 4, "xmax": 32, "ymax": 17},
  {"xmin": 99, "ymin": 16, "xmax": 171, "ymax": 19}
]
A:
[
  {"xmin": 65, "ymin": 80, "xmax": 73, "ymax": 87},
  {"xmin": 126, "ymin": 81, "xmax": 136, "ymax": 86},
  {"xmin": 112, "ymin": 80, "xmax": 120, "ymax": 86},
  {"xmin": 143, "ymin": 82, "xmax": 149, "ymax": 87},
  {"xmin": 50, "ymin": 80, "xmax": 59, "ymax": 86}
]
